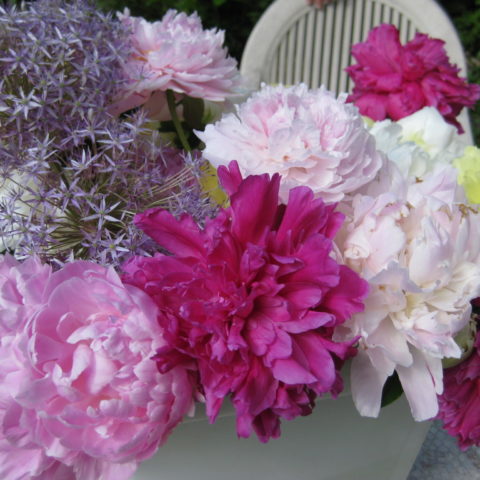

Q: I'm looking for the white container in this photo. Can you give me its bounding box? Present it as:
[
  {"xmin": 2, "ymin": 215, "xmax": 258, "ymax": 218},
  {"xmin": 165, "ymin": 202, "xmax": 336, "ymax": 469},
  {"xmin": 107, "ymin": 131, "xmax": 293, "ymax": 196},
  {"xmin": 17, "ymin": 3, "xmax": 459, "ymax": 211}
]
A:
[{"xmin": 134, "ymin": 389, "xmax": 430, "ymax": 480}]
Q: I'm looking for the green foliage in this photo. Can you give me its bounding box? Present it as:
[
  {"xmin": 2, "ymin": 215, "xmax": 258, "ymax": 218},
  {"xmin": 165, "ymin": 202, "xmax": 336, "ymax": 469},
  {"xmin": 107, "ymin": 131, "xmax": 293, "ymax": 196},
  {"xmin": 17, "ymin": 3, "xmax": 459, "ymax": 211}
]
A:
[{"xmin": 380, "ymin": 372, "xmax": 404, "ymax": 408}]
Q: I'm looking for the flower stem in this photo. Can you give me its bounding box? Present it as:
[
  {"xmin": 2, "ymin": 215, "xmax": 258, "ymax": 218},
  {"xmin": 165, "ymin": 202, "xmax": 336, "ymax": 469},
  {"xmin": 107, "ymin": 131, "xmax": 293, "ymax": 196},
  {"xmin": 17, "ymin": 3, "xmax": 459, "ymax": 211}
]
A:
[{"xmin": 166, "ymin": 89, "xmax": 191, "ymax": 153}]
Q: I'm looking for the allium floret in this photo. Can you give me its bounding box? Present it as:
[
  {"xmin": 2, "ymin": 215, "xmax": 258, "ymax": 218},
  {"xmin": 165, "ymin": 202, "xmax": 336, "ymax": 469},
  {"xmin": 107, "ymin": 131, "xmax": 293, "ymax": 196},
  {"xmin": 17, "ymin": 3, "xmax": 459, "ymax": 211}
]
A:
[{"xmin": 122, "ymin": 161, "xmax": 368, "ymax": 442}]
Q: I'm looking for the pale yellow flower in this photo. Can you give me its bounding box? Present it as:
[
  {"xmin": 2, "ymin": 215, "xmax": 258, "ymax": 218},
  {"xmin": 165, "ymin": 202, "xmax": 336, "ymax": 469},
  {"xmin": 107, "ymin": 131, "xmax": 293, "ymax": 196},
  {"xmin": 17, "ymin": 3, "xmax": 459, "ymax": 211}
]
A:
[
  {"xmin": 200, "ymin": 162, "xmax": 228, "ymax": 207},
  {"xmin": 454, "ymin": 146, "xmax": 480, "ymax": 204}
]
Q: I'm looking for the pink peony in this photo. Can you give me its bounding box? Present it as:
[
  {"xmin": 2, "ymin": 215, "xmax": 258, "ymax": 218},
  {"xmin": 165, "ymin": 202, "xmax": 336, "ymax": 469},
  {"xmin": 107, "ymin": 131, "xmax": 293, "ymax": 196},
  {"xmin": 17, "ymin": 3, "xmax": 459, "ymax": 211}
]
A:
[
  {"xmin": 0, "ymin": 258, "xmax": 193, "ymax": 480},
  {"xmin": 122, "ymin": 161, "xmax": 368, "ymax": 442},
  {"xmin": 0, "ymin": 255, "xmax": 51, "ymax": 335},
  {"xmin": 346, "ymin": 24, "xmax": 480, "ymax": 132},
  {"xmin": 335, "ymin": 163, "xmax": 480, "ymax": 421},
  {"xmin": 110, "ymin": 9, "xmax": 241, "ymax": 116},
  {"xmin": 196, "ymin": 83, "xmax": 384, "ymax": 203},
  {"xmin": 438, "ymin": 325, "xmax": 480, "ymax": 450}
]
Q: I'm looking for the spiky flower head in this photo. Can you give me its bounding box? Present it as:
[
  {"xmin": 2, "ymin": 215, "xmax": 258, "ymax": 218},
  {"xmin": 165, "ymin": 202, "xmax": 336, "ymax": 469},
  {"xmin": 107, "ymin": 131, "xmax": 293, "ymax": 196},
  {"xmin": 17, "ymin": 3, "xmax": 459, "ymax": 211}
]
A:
[
  {"xmin": 0, "ymin": 0, "xmax": 216, "ymax": 267},
  {"xmin": 0, "ymin": 0, "xmax": 128, "ymax": 166},
  {"xmin": 1, "ymin": 112, "xmax": 215, "ymax": 267}
]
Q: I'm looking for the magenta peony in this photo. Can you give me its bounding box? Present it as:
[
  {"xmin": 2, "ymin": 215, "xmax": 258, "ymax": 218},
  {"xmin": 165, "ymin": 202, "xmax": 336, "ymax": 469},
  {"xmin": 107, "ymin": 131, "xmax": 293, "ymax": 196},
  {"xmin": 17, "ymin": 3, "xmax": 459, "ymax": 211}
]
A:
[
  {"xmin": 110, "ymin": 9, "xmax": 241, "ymax": 116},
  {"xmin": 196, "ymin": 83, "xmax": 384, "ymax": 203},
  {"xmin": 0, "ymin": 258, "xmax": 193, "ymax": 480},
  {"xmin": 438, "ymin": 326, "xmax": 480, "ymax": 450},
  {"xmin": 122, "ymin": 161, "xmax": 369, "ymax": 442},
  {"xmin": 346, "ymin": 24, "xmax": 480, "ymax": 132}
]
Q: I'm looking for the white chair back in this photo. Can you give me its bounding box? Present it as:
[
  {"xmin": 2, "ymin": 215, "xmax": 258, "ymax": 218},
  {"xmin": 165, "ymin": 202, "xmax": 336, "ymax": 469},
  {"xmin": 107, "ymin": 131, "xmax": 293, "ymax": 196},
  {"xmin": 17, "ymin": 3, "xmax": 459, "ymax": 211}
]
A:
[{"xmin": 240, "ymin": 0, "xmax": 473, "ymax": 143}]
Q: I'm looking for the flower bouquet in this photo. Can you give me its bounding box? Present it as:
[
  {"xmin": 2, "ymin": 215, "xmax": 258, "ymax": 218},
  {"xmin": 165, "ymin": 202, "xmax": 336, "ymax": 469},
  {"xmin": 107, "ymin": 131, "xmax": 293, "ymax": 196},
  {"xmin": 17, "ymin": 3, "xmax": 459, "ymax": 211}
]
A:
[{"xmin": 0, "ymin": 2, "xmax": 479, "ymax": 479}]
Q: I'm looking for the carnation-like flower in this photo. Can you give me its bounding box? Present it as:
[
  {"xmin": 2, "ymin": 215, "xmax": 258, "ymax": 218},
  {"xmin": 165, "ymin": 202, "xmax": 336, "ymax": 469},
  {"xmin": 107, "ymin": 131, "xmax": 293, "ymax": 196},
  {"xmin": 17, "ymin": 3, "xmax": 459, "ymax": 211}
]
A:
[
  {"xmin": 437, "ymin": 323, "xmax": 480, "ymax": 450},
  {"xmin": 0, "ymin": 258, "xmax": 193, "ymax": 480},
  {"xmin": 111, "ymin": 9, "xmax": 241, "ymax": 116},
  {"xmin": 335, "ymin": 163, "xmax": 480, "ymax": 421},
  {"xmin": 197, "ymin": 84, "xmax": 384, "ymax": 203},
  {"xmin": 346, "ymin": 24, "xmax": 480, "ymax": 132},
  {"xmin": 122, "ymin": 162, "xmax": 368, "ymax": 442},
  {"xmin": 454, "ymin": 146, "xmax": 480, "ymax": 204}
]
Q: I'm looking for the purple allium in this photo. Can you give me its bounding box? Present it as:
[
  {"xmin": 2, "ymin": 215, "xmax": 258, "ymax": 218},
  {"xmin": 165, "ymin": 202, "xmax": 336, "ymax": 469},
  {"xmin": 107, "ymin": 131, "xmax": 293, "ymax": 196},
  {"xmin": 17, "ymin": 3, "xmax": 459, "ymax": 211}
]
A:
[
  {"xmin": 0, "ymin": 0, "xmax": 128, "ymax": 164},
  {"xmin": 2, "ymin": 114, "xmax": 215, "ymax": 267},
  {"xmin": 0, "ymin": 0, "xmax": 216, "ymax": 267}
]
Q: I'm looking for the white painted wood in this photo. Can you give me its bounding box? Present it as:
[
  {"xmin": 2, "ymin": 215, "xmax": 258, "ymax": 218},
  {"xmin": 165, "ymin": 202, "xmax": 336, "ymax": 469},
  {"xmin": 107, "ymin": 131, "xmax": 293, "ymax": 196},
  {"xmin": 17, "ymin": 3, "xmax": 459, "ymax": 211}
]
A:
[
  {"xmin": 240, "ymin": 0, "xmax": 474, "ymax": 144},
  {"xmin": 134, "ymin": 391, "xmax": 430, "ymax": 480}
]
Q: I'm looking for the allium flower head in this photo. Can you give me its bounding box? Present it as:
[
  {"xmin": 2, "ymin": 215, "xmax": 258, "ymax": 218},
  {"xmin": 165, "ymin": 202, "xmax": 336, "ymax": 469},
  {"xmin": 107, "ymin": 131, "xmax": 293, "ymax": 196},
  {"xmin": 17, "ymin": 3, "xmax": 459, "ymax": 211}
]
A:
[
  {"xmin": 335, "ymin": 162, "xmax": 480, "ymax": 421},
  {"xmin": 0, "ymin": 0, "xmax": 218, "ymax": 268},
  {"xmin": 197, "ymin": 84, "xmax": 384, "ymax": 203},
  {"xmin": 0, "ymin": 110, "xmax": 215, "ymax": 267},
  {"xmin": 346, "ymin": 24, "xmax": 480, "ymax": 132},
  {"xmin": 122, "ymin": 161, "xmax": 368, "ymax": 442},
  {"xmin": 0, "ymin": 0, "xmax": 128, "ymax": 165},
  {"xmin": 111, "ymin": 9, "xmax": 241, "ymax": 115},
  {"xmin": 0, "ymin": 257, "xmax": 193, "ymax": 480},
  {"xmin": 438, "ymin": 323, "xmax": 480, "ymax": 450}
]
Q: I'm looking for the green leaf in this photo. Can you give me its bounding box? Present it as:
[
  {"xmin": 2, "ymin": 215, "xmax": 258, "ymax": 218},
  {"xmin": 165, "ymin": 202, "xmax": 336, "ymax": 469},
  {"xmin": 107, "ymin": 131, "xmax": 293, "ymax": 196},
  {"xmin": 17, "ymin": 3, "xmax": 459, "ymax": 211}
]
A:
[
  {"xmin": 380, "ymin": 372, "xmax": 404, "ymax": 408},
  {"xmin": 182, "ymin": 96, "xmax": 205, "ymax": 130}
]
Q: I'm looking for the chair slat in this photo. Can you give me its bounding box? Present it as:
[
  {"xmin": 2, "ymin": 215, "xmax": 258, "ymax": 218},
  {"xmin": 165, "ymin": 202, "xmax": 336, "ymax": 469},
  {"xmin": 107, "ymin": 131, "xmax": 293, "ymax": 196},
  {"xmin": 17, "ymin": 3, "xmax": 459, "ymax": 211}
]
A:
[
  {"xmin": 277, "ymin": 37, "xmax": 288, "ymax": 84},
  {"xmin": 303, "ymin": 9, "xmax": 316, "ymax": 86},
  {"xmin": 372, "ymin": 2, "xmax": 383, "ymax": 28},
  {"xmin": 320, "ymin": 7, "xmax": 335, "ymax": 88},
  {"xmin": 337, "ymin": 0, "xmax": 355, "ymax": 94},
  {"xmin": 294, "ymin": 16, "xmax": 306, "ymax": 84},
  {"xmin": 330, "ymin": 1, "xmax": 345, "ymax": 92},
  {"xmin": 285, "ymin": 26, "xmax": 296, "ymax": 85}
]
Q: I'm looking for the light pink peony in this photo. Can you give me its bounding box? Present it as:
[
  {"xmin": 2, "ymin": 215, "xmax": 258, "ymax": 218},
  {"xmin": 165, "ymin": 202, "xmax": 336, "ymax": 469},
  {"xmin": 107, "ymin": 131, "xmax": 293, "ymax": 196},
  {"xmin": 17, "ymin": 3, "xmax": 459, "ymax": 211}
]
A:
[
  {"xmin": 123, "ymin": 161, "xmax": 368, "ymax": 442},
  {"xmin": 335, "ymin": 163, "xmax": 480, "ymax": 421},
  {"xmin": 0, "ymin": 258, "xmax": 193, "ymax": 480},
  {"xmin": 196, "ymin": 83, "xmax": 384, "ymax": 202},
  {"xmin": 438, "ymin": 325, "xmax": 480, "ymax": 450},
  {"xmin": 110, "ymin": 9, "xmax": 241, "ymax": 116},
  {"xmin": 346, "ymin": 24, "xmax": 480, "ymax": 132}
]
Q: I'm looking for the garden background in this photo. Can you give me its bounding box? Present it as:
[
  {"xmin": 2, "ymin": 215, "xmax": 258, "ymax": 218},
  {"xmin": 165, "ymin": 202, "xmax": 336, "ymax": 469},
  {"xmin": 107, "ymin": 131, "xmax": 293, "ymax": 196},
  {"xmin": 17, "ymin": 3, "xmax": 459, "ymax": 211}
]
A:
[{"xmin": 94, "ymin": 0, "xmax": 480, "ymax": 144}]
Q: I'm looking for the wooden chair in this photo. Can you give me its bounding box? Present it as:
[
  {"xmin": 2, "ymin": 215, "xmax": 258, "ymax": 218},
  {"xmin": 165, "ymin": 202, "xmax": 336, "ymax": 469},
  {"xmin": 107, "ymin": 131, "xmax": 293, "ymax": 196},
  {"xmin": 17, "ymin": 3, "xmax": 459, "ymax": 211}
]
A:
[{"xmin": 240, "ymin": 0, "xmax": 474, "ymax": 143}]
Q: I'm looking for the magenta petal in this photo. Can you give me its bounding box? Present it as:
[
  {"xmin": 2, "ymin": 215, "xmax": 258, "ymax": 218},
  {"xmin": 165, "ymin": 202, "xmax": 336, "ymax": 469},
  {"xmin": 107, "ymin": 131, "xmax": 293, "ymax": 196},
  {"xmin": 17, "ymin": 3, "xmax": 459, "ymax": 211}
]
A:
[
  {"xmin": 293, "ymin": 335, "xmax": 337, "ymax": 392},
  {"xmin": 134, "ymin": 208, "xmax": 205, "ymax": 258},
  {"xmin": 230, "ymin": 172, "xmax": 281, "ymax": 245},
  {"xmin": 321, "ymin": 265, "xmax": 369, "ymax": 321},
  {"xmin": 281, "ymin": 311, "xmax": 334, "ymax": 334},
  {"xmin": 217, "ymin": 160, "xmax": 243, "ymax": 196},
  {"xmin": 271, "ymin": 357, "xmax": 317, "ymax": 384}
]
